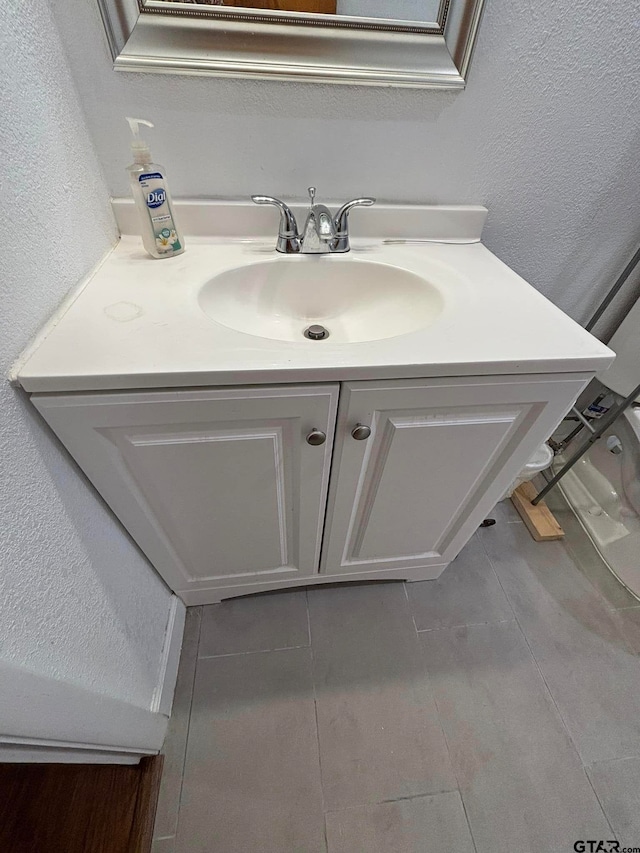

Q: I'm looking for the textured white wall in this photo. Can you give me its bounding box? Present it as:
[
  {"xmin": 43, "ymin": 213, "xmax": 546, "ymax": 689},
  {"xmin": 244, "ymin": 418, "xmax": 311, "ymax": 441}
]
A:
[
  {"xmin": 52, "ymin": 0, "xmax": 640, "ymax": 332},
  {"xmin": 1, "ymin": 0, "xmax": 172, "ymax": 709}
]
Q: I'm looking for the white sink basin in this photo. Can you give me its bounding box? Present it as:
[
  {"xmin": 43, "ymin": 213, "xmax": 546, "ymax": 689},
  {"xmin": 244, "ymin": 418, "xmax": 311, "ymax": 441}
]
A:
[{"xmin": 197, "ymin": 257, "xmax": 445, "ymax": 343}]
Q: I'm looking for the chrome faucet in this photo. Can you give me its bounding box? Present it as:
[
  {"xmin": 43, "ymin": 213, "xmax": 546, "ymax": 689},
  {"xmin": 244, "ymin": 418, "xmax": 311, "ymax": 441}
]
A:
[
  {"xmin": 251, "ymin": 187, "xmax": 376, "ymax": 254},
  {"xmin": 301, "ymin": 187, "xmax": 336, "ymax": 254}
]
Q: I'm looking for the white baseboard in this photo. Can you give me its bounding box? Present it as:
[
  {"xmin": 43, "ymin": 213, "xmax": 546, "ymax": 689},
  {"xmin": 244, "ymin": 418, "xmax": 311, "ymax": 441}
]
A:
[
  {"xmin": 0, "ymin": 738, "xmax": 152, "ymax": 764},
  {"xmin": 0, "ymin": 661, "xmax": 169, "ymax": 762},
  {"xmin": 151, "ymin": 595, "xmax": 186, "ymax": 716},
  {"xmin": 0, "ymin": 598, "xmax": 185, "ymax": 764}
]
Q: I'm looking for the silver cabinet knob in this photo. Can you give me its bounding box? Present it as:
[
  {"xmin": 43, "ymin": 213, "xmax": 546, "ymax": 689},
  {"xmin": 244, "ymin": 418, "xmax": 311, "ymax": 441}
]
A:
[
  {"xmin": 351, "ymin": 424, "xmax": 371, "ymax": 441},
  {"xmin": 306, "ymin": 428, "xmax": 327, "ymax": 446}
]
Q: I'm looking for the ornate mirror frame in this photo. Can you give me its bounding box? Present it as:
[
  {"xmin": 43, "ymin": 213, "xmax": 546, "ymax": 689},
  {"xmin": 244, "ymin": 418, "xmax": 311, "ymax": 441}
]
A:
[{"xmin": 97, "ymin": 0, "xmax": 485, "ymax": 88}]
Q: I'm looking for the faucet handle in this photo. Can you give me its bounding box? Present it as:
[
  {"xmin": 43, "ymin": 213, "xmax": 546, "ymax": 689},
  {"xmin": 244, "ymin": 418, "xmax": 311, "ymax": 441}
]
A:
[
  {"xmin": 251, "ymin": 195, "xmax": 300, "ymax": 253},
  {"xmin": 308, "ymin": 187, "xmax": 317, "ymax": 205},
  {"xmin": 333, "ymin": 197, "xmax": 376, "ymax": 253}
]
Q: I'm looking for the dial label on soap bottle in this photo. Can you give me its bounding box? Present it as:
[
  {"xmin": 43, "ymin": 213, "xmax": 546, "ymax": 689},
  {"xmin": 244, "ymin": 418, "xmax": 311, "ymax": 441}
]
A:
[{"xmin": 139, "ymin": 172, "xmax": 182, "ymax": 254}]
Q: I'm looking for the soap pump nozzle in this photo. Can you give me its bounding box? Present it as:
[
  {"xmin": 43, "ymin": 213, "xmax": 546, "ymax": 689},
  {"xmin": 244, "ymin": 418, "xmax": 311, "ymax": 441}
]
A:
[{"xmin": 126, "ymin": 117, "xmax": 154, "ymax": 165}]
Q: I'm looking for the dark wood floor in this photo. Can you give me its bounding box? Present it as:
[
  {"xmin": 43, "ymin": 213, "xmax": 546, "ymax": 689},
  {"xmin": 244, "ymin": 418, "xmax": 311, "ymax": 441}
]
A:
[{"xmin": 0, "ymin": 756, "xmax": 162, "ymax": 853}]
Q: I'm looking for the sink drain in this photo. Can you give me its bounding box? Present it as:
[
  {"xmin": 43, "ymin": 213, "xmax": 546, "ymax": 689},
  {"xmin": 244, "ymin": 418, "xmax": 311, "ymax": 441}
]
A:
[{"xmin": 304, "ymin": 324, "xmax": 330, "ymax": 341}]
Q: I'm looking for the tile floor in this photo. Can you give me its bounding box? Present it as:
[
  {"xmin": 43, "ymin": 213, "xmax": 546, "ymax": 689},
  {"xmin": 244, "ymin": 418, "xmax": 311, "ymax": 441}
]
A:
[{"xmin": 152, "ymin": 496, "xmax": 640, "ymax": 853}]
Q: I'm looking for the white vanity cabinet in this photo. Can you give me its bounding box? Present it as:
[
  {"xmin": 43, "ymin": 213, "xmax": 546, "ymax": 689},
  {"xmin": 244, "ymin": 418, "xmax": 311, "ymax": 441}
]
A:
[
  {"xmin": 33, "ymin": 385, "xmax": 339, "ymax": 599},
  {"xmin": 33, "ymin": 373, "xmax": 585, "ymax": 603},
  {"xmin": 320, "ymin": 376, "xmax": 581, "ymax": 576}
]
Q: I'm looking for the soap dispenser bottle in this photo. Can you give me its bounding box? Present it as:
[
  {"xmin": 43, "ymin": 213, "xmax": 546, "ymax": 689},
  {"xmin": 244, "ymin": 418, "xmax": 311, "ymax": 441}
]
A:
[{"xmin": 126, "ymin": 117, "xmax": 184, "ymax": 259}]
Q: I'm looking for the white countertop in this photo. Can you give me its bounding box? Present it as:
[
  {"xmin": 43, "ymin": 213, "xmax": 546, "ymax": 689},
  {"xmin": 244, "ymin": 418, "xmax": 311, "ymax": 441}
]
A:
[{"xmin": 17, "ymin": 222, "xmax": 614, "ymax": 393}]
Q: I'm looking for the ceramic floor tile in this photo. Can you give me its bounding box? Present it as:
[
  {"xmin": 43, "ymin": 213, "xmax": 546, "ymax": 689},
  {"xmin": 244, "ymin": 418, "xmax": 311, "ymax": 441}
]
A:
[
  {"xmin": 490, "ymin": 497, "xmax": 524, "ymax": 523},
  {"xmin": 616, "ymin": 605, "xmax": 640, "ymax": 653},
  {"xmin": 587, "ymin": 757, "xmax": 640, "ymax": 848},
  {"xmin": 178, "ymin": 647, "xmax": 325, "ymax": 853},
  {"xmin": 198, "ymin": 589, "xmax": 309, "ymax": 657},
  {"xmin": 325, "ymin": 791, "xmax": 475, "ymax": 853},
  {"xmin": 153, "ymin": 606, "xmax": 201, "ymax": 840},
  {"xmin": 479, "ymin": 513, "xmax": 608, "ymax": 613},
  {"xmin": 481, "ymin": 521, "xmax": 640, "ymax": 764},
  {"xmin": 151, "ymin": 837, "xmax": 175, "ymax": 853},
  {"xmin": 421, "ymin": 621, "xmax": 610, "ymax": 853},
  {"xmin": 308, "ymin": 582, "xmax": 456, "ymax": 811},
  {"xmin": 407, "ymin": 533, "xmax": 513, "ymax": 631}
]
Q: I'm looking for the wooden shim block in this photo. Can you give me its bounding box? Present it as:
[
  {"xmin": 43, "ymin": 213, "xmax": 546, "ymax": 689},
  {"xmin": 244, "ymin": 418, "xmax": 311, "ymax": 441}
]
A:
[{"xmin": 510, "ymin": 481, "xmax": 565, "ymax": 541}]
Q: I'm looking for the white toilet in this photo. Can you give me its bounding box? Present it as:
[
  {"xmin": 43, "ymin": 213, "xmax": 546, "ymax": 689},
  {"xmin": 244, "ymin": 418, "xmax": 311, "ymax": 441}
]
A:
[{"xmin": 551, "ymin": 295, "xmax": 640, "ymax": 598}]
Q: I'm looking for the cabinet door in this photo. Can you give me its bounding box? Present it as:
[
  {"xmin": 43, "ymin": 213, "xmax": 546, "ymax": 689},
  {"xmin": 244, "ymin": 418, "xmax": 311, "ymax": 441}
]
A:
[
  {"xmin": 33, "ymin": 385, "xmax": 339, "ymax": 601},
  {"xmin": 321, "ymin": 376, "xmax": 585, "ymax": 575}
]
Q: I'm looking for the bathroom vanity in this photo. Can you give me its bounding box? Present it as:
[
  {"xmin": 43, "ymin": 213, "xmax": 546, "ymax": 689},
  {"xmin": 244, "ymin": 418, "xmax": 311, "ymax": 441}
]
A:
[{"xmin": 16, "ymin": 203, "xmax": 614, "ymax": 603}]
